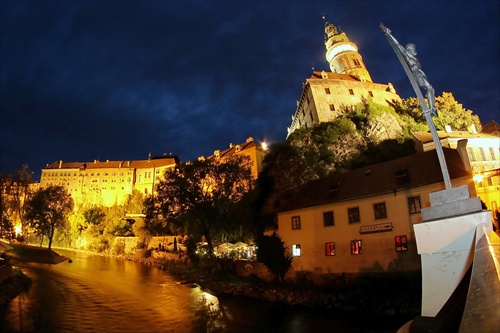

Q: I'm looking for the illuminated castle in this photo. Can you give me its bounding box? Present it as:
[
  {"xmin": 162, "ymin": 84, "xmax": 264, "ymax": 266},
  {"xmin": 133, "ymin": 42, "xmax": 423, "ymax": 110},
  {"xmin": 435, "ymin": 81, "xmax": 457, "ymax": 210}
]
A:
[
  {"xmin": 287, "ymin": 19, "xmax": 401, "ymax": 137},
  {"xmin": 39, "ymin": 155, "xmax": 179, "ymax": 208}
]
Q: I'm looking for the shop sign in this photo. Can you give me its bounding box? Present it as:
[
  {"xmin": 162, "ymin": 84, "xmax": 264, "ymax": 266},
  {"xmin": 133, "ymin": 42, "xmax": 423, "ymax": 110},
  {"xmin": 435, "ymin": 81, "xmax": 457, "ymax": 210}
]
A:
[{"xmin": 359, "ymin": 222, "xmax": 393, "ymax": 234}]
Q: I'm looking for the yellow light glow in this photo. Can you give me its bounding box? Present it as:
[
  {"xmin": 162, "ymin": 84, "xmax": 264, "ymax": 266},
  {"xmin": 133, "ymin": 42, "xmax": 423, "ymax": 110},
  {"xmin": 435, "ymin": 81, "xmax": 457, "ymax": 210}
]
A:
[
  {"xmin": 14, "ymin": 224, "xmax": 22, "ymax": 236},
  {"xmin": 473, "ymin": 174, "xmax": 484, "ymax": 183},
  {"xmin": 261, "ymin": 142, "xmax": 267, "ymax": 150}
]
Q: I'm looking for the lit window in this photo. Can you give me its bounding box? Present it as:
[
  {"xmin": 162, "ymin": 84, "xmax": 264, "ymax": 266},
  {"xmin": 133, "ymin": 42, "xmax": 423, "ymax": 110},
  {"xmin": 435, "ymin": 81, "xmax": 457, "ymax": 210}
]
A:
[
  {"xmin": 292, "ymin": 216, "xmax": 301, "ymax": 230},
  {"xmin": 374, "ymin": 203, "xmax": 387, "ymax": 219},
  {"xmin": 348, "ymin": 207, "xmax": 360, "ymax": 223},
  {"xmin": 325, "ymin": 242, "xmax": 336, "ymax": 256},
  {"xmin": 323, "ymin": 211, "xmax": 334, "ymax": 227},
  {"xmin": 325, "ymin": 88, "xmax": 331, "ymax": 94},
  {"xmin": 395, "ymin": 235, "xmax": 408, "ymax": 252},
  {"xmin": 408, "ymin": 196, "xmax": 421, "ymax": 214},
  {"xmin": 350, "ymin": 240, "xmax": 362, "ymax": 255},
  {"xmin": 292, "ymin": 244, "xmax": 301, "ymax": 257}
]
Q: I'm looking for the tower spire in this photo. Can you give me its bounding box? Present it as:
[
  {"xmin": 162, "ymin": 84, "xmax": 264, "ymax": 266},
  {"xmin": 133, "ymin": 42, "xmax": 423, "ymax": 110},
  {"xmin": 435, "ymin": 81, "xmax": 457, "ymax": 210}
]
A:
[{"xmin": 323, "ymin": 17, "xmax": 372, "ymax": 82}]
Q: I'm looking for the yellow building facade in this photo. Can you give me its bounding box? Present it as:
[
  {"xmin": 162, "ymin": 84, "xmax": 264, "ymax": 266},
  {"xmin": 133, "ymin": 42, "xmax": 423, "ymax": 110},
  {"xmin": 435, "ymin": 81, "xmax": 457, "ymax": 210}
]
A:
[
  {"xmin": 40, "ymin": 155, "xmax": 179, "ymax": 208},
  {"xmin": 207, "ymin": 137, "xmax": 268, "ymax": 179},
  {"xmin": 287, "ymin": 20, "xmax": 401, "ymax": 137},
  {"xmin": 412, "ymin": 129, "xmax": 500, "ymax": 216},
  {"xmin": 276, "ymin": 148, "xmax": 475, "ymax": 276}
]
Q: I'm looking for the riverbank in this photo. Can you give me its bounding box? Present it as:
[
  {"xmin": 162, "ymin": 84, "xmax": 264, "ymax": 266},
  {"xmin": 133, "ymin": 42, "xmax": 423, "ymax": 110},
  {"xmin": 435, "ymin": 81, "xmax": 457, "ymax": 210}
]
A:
[
  {"xmin": 125, "ymin": 253, "xmax": 422, "ymax": 320},
  {"xmin": 1, "ymin": 244, "xmax": 421, "ymax": 322}
]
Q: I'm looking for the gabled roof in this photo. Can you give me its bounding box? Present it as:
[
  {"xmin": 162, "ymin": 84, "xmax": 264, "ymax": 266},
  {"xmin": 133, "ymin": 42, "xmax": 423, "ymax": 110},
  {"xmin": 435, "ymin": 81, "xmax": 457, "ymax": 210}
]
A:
[
  {"xmin": 207, "ymin": 137, "xmax": 264, "ymax": 160},
  {"xmin": 481, "ymin": 120, "xmax": 500, "ymax": 135},
  {"xmin": 278, "ymin": 148, "xmax": 471, "ymax": 213}
]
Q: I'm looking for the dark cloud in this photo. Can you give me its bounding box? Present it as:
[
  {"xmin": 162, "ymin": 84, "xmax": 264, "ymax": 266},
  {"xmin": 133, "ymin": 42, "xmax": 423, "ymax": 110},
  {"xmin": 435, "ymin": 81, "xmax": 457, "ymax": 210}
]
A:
[{"xmin": 1, "ymin": 1, "xmax": 498, "ymax": 180}]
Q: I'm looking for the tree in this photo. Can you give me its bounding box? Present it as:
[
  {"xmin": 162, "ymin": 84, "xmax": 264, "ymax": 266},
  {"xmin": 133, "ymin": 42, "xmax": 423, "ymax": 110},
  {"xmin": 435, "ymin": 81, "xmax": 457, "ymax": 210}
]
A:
[
  {"xmin": 256, "ymin": 232, "xmax": 292, "ymax": 282},
  {"xmin": 24, "ymin": 185, "xmax": 74, "ymax": 249},
  {"xmin": 154, "ymin": 154, "xmax": 254, "ymax": 254},
  {"xmin": 394, "ymin": 92, "xmax": 482, "ymax": 132}
]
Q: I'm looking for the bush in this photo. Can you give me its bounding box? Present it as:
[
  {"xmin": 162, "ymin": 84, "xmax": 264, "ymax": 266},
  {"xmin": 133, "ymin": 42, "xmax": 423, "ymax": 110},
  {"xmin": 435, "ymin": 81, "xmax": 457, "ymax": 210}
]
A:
[{"xmin": 256, "ymin": 232, "xmax": 292, "ymax": 282}]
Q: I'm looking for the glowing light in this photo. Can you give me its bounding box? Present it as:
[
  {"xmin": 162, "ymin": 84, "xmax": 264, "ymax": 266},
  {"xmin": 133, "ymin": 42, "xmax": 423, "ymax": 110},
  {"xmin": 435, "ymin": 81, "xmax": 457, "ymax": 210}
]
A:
[
  {"xmin": 261, "ymin": 142, "xmax": 267, "ymax": 150},
  {"xmin": 14, "ymin": 224, "xmax": 22, "ymax": 236},
  {"xmin": 473, "ymin": 174, "xmax": 484, "ymax": 183}
]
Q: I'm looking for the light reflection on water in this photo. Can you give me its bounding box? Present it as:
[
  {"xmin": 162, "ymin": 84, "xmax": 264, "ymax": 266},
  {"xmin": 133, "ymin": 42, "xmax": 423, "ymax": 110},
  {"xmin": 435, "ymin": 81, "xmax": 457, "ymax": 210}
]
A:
[{"xmin": 0, "ymin": 250, "xmax": 404, "ymax": 333}]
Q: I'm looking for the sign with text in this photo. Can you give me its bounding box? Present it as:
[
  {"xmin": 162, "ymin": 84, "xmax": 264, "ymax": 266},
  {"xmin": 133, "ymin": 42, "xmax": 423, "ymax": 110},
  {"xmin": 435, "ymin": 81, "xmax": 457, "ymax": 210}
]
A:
[{"xmin": 359, "ymin": 222, "xmax": 393, "ymax": 234}]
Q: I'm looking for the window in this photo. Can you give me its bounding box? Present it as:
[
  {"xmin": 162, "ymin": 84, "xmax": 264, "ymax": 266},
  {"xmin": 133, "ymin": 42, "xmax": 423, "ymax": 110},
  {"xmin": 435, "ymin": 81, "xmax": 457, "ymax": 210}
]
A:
[
  {"xmin": 348, "ymin": 207, "xmax": 360, "ymax": 223},
  {"xmin": 479, "ymin": 148, "xmax": 487, "ymax": 161},
  {"xmin": 467, "ymin": 147, "xmax": 476, "ymax": 161},
  {"xmin": 408, "ymin": 196, "xmax": 421, "ymax": 214},
  {"xmin": 368, "ymin": 91, "xmax": 373, "ymax": 97},
  {"xmin": 292, "ymin": 216, "xmax": 301, "ymax": 230},
  {"xmin": 374, "ymin": 203, "xmax": 387, "ymax": 219},
  {"xmin": 325, "ymin": 88, "xmax": 331, "ymax": 94},
  {"xmin": 353, "ymin": 59, "xmax": 361, "ymax": 66},
  {"xmin": 350, "ymin": 240, "xmax": 362, "ymax": 255},
  {"xmin": 489, "ymin": 147, "xmax": 496, "ymax": 160},
  {"xmin": 292, "ymin": 244, "xmax": 301, "ymax": 257},
  {"xmin": 329, "ymin": 104, "xmax": 336, "ymax": 111},
  {"xmin": 395, "ymin": 235, "xmax": 408, "ymax": 252},
  {"xmin": 348, "ymin": 89, "xmax": 354, "ymax": 95},
  {"xmin": 325, "ymin": 242, "xmax": 336, "ymax": 256},
  {"xmin": 323, "ymin": 211, "xmax": 334, "ymax": 227}
]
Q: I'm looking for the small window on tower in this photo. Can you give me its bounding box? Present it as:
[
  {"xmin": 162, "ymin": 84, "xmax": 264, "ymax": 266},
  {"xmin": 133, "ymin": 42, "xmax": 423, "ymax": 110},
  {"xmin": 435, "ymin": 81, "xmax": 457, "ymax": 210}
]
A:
[
  {"xmin": 329, "ymin": 104, "xmax": 336, "ymax": 111},
  {"xmin": 325, "ymin": 88, "xmax": 331, "ymax": 94},
  {"xmin": 349, "ymin": 89, "xmax": 354, "ymax": 95},
  {"xmin": 368, "ymin": 91, "xmax": 373, "ymax": 97}
]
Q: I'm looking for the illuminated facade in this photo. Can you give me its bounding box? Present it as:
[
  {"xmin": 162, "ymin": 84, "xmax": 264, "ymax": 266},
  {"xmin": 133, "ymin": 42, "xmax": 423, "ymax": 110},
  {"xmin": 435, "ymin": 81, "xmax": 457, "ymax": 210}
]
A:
[
  {"xmin": 287, "ymin": 20, "xmax": 401, "ymax": 137},
  {"xmin": 412, "ymin": 129, "xmax": 500, "ymax": 214},
  {"xmin": 276, "ymin": 148, "xmax": 476, "ymax": 276},
  {"xmin": 40, "ymin": 155, "xmax": 179, "ymax": 208},
  {"xmin": 207, "ymin": 137, "xmax": 268, "ymax": 179}
]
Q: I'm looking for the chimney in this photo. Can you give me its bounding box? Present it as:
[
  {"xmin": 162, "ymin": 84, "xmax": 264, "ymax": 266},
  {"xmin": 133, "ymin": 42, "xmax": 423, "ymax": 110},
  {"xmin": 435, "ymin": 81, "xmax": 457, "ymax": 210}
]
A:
[
  {"xmin": 148, "ymin": 152, "xmax": 151, "ymax": 161},
  {"xmin": 214, "ymin": 150, "xmax": 220, "ymax": 158},
  {"xmin": 246, "ymin": 137, "xmax": 253, "ymax": 143},
  {"xmin": 468, "ymin": 124, "xmax": 477, "ymax": 134},
  {"xmin": 229, "ymin": 143, "xmax": 234, "ymax": 148},
  {"xmin": 58, "ymin": 160, "xmax": 63, "ymax": 169}
]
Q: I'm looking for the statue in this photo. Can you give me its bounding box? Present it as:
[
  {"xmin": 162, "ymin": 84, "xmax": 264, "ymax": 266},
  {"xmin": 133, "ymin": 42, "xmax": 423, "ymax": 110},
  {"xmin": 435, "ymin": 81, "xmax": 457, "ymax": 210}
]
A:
[
  {"xmin": 380, "ymin": 24, "xmax": 437, "ymax": 117},
  {"xmin": 380, "ymin": 23, "xmax": 451, "ymax": 189}
]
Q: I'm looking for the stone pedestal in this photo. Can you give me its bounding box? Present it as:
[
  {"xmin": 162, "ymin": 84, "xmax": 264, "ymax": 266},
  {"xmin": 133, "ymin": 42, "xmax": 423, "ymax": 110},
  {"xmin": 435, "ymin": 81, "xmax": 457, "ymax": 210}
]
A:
[{"xmin": 413, "ymin": 185, "xmax": 490, "ymax": 317}]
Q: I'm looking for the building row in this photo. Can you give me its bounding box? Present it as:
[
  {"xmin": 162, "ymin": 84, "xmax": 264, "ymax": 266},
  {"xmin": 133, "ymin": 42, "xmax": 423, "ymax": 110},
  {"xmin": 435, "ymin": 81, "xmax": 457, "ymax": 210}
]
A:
[{"xmin": 39, "ymin": 137, "xmax": 267, "ymax": 208}]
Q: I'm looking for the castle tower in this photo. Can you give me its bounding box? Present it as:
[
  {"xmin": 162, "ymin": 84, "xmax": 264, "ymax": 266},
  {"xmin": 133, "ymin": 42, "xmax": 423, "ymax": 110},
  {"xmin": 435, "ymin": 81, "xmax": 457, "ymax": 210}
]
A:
[
  {"xmin": 324, "ymin": 18, "xmax": 373, "ymax": 82},
  {"xmin": 286, "ymin": 19, "xmax": 400, "ymax": 137}
]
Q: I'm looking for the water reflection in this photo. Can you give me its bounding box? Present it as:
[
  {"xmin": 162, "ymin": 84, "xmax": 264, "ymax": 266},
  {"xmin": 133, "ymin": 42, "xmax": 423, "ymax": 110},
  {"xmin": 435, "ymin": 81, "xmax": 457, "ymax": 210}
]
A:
[{"xmin": 1, "ymin": 250, "xmax": 405, "ymax": 333}]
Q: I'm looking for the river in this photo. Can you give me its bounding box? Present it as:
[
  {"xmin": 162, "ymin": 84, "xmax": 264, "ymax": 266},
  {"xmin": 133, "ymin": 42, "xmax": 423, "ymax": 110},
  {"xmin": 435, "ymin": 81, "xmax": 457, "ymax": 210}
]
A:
[{"xmin": 0, "ymin": 249, "xmax": 405, "ymax": 332}]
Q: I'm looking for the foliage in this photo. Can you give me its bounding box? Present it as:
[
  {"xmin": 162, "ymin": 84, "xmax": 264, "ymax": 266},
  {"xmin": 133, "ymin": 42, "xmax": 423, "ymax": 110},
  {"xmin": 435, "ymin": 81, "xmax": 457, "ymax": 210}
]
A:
[
  {"xmin": 0, "ymin": 165, "xmax": 34, "ymax": 235},
  {"xmin": 154, "ymin": 154, "xmax": 254, "ymax": 254},
  {"xmin": 24, "ymin": 185, "xmax": 74, "ymax": 249},
  {"xmin": 394, "ymin": 92, "xmax": 482, "ymax": 133},
  {"xmin": 256, "ymin": 232, "xmax": 292, "ymax": 282}
]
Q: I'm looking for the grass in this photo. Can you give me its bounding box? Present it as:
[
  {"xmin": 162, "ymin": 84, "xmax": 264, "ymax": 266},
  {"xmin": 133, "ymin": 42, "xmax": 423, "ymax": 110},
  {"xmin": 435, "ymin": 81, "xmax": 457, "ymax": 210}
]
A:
[{"xmin": 7, "ymin": 243, "xmax": 69, "ymax": 264}]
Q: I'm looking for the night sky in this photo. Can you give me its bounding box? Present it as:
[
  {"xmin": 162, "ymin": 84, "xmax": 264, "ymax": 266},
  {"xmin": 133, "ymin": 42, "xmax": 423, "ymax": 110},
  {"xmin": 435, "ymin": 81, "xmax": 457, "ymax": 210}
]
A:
[{"xmin": 1, "ymin": 1, "xmax": 498, "ymax": 180}]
